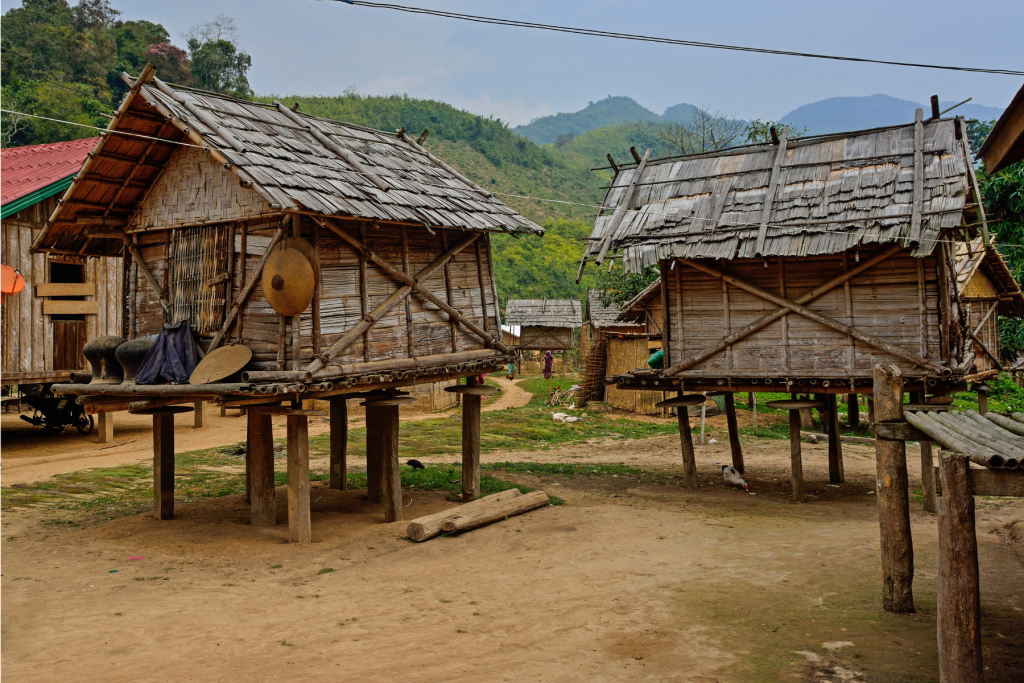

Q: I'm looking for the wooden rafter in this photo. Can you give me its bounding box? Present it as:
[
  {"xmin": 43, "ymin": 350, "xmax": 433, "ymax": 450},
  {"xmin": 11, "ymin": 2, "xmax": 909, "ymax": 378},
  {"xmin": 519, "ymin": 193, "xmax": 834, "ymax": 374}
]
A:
[
  {"xmin": 680, "ymin": 258, "xmax": 949, "ymax": 376},
  {"xmin": 664, "ymin": 245, "xmax": 904, "ymax": 376},
  {"xmin": 754, "ymin": 126, "xmax": 789, "ymax": 259},
  {"xmin": 595, "ymin": 148, "xmax": 650, "ymax": 264}
]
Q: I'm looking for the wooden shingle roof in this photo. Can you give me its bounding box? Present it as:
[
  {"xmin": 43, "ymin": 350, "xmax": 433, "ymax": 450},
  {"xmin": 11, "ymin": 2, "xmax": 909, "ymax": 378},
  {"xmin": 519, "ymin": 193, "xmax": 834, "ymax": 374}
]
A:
[
  {"xmin": 585, "ymin": 289, "xmax": 635, "ymax": 329},
  {"xmin": 585, "ymin": 119, "xmax": 975, "ymax": 273},
  {"xmin": 504, "ymin": 299, "xmax": 582, "ymax": 328},
  {"xmin": 33, "ymin": 68, "xmax": 542, "ymax": 256},
  {"xmin": 955, "ymin": 237, "xmax": 1024, "ymax": 316}
]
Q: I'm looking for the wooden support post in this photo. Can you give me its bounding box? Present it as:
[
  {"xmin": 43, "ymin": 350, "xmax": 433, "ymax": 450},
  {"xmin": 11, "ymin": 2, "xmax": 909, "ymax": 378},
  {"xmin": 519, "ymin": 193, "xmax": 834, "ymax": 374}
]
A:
[
  {"xmin": 286, "ymin": 414, "xmax": 311, "ymax": 544},
  {"xmin": 381, "ymin": 405, "xmax": 403, "ymax": 522},
  {"xmin": 936, "ymin": 453, "xmax": 983, "ymax": 683},
  {"xmin": 244, "ymin": 412, "xmax": 252, "ymax": 503},
  {"xmin": 867, "ymin": 396, "xmax": 875, "ymax": 426},
  {"xmin": 800, "ymin": 404, "xmax": 814, "ymax": 430},
  {"xmin": 365, "ymin": 404, "xmax": 382, "ymax": 503},
  {"xmin": 977, "ymin": 387, "xmax": 989, "ymax": 415},
  {"xmin": 329, "ymin": 397, "xmax": 348, "ymax": 490},
  {"xmin": 826, "ymin": 394, "xmax": 844, "ymax": 484},
  {"xmin": 848, "ymin": 393, "xmax": 859, "ymax": 428},
  {"xmin": 152, "ymin": 412, "xmax": 175, "ymax": 520},
  {"xmin": 789, "ymin": 395, "xmax": 804, "ymax": 503},
  {"xmin": 462, "ymin": 377, "xmax": 482, "ymax": 501},
  {"xmin": 724, "ymin": 393, "xmax": 744, "ymax": 474},
  {"xmin": 97, "ymin": 411, "xmax": 113, "ymax": 444},
  {"xmin": 193, "ymin": 401, "xmax": 206, "ymax": 428},
  {"xmin": 677, "ymin": 397, "xmax": 698, "ymax": 490},
  {"xmin": 248, "ymin": 410, "xmax": 276, "ymax": 527},
  {"xmin": 749, "ymin": 392, "xmax": 758, "ymax": 436},
  {"xmin": 910, "ymin": 392, "xmax": 938, "ymax": 514},
  {"xmin": 873, "ymin": 364, "xmax": 915, "ymax": 613}
]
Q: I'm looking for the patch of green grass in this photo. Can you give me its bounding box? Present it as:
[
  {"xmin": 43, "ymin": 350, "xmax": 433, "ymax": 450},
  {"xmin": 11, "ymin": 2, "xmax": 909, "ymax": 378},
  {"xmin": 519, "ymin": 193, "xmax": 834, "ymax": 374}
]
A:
[
  {"xmin": 482, "ymin": 462, "xmax": 643, "ymax": 476},
  {"xmin": 317, "ymin": 568, "xmax": 334, "ymax": 575},
  {"xmin": 270, "ymin": 564, "xmax": 282, "ymax": 569}
]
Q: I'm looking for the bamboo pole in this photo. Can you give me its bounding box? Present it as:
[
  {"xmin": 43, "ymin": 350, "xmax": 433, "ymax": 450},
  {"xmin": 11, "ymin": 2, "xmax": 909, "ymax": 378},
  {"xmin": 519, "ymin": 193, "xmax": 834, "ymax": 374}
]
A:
[
  {"xmin": 789, "ymin": 393, "xmax": 803, "ymax": 503},
  {"xmin": 903, "ymin": 411, "xmax": 1005, "ymax": 469},
  {"xmin": 873, "ymin": 363, "xmax": 915, "ymax": 613},
  {"xmin": 754, "ymin": 126, "xmax": 789, "ymax": 258}
]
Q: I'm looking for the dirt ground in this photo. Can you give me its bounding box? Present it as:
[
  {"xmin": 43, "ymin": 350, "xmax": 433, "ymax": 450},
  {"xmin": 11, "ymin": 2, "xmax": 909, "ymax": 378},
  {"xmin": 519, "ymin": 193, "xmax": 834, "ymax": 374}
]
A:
[{"xmin": 2, "ymin": 381, "xmax": 1023, "ymax": 682}]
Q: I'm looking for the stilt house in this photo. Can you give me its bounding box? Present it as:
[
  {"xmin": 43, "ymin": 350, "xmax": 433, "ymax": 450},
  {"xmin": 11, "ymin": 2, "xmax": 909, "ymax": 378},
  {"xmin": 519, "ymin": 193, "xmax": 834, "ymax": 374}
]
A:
[
  {"xmin": 33, "ymin": 66, "xmax": 542, "ymax": 539},
  {"xmin": 2, "ymin": 138, "xmax": 122, "ymax": 386},
  {"xmin": 954, "ymin": 237, "xmax": 1024, "ymax": 374},
  {"xmin": 503, "ymin": 298, "xmax": 581, "ymax": 373},
  {"xmin": 579, "ymin": 289, "xmax": 658, "ymax": 410}
]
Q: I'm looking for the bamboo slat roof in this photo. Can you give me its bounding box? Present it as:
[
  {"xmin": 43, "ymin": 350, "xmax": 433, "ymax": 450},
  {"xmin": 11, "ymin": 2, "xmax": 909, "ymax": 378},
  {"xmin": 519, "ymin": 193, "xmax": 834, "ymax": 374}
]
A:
[
  {"xmin": 504, "ymin": 299, "xmax": 582, "ymax": 328},
  {"xmin": 616, "ymin": 279, "xmax": 661, "ymax": 323},
  {"xmin": 955, "ymin": 237, "xmax": 1024, "ymax": 315},
  {"xmin": 33, "ymin": 72, "xmax": 542, "ymax": 256},
  {"xmin": 584, "ymin": 289, "xmax": 641, "ymax": 330},
  {"xmin": 585, "ymin": 119, "xmax": 974, "ymax": 272}
]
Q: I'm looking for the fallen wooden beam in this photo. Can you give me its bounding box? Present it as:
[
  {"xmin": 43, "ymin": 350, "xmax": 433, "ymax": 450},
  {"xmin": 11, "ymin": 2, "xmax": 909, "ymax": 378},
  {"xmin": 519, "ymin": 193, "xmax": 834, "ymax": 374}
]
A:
[
  {"xmin": 441, "ymin": 490, "xmax": 550, "ymax": 534},
  {"xmin": 406, "ymin": 489, "xmax": 522, "ymax": 542}
]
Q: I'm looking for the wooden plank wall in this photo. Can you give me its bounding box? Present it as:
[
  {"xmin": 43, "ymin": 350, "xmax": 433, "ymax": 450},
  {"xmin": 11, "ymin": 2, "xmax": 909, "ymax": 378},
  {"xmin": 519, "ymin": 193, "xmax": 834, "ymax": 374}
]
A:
[
  {"xmin": 2, "ymin": 197, "xmax": 121, "ymax": 376},
  {"xmin": 965, "ymin": 299, "xmax": 999, "ymax": 372},
  {"xmin": 672, "ymin": 248, "xmax": 943, "ymax": 375},
  {"xmin": 131, "ymin": 216, "xmax": 499, "ymax": 367},
  {"xmin": 518, "ymin": 326, "xmax": 573, "ymax": 350}
]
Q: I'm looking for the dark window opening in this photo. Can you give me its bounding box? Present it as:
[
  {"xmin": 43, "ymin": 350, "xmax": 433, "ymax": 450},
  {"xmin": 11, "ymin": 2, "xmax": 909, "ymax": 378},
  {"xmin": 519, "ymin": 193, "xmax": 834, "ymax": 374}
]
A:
[{"xmin": 49, "ymin": 261, "xmax": 86, "ymax": 321}]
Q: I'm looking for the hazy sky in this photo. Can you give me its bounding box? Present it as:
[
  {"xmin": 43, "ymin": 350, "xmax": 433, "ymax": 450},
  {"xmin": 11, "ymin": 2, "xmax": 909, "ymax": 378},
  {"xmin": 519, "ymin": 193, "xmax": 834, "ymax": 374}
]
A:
[{"xmin": 5, "ymin": 0, "xmax": 1022, "ymax": 125}]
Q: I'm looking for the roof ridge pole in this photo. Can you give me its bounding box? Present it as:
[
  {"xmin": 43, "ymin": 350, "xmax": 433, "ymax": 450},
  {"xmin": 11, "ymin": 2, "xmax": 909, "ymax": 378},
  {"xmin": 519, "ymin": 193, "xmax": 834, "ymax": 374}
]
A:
[
  {"xmin": 909, "ymin": 109, "xmax": 924, "ymax": 248},
  {"xmin": 754, "ymin": 126, "xmax": 789, "ymax": 259},
  {"xmin": 594, "ymin": 148, "xmax": 651, "ymax": 265},
  {"xmin": 273, "ymin": 100, "xmax": 391, "ymax": 193},
  {"xmin": 152, "ymin": 77, "xmax": 248, "ymax": 154}
]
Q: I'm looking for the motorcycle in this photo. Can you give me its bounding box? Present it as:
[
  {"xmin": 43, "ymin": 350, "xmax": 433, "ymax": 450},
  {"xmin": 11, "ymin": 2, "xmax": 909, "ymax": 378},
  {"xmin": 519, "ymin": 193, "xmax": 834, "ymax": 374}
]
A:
[{"xmin": 18, "ymin": 383, "xmax": 94, "ymax": 435}]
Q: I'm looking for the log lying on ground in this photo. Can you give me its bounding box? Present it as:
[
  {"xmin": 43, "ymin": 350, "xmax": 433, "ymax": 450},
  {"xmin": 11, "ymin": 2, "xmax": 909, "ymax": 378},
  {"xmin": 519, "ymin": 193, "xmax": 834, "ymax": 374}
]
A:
[
  {"xmin": 406, "ymin": 489, "xmax": 522, "ymax": 542},
  {"xmin": 442, "ymin": 490, "xmax": 550, "ymax": 534},
  {"xmin": 803, "ymin": 433, "xmax": 874, "ymax": 446}
]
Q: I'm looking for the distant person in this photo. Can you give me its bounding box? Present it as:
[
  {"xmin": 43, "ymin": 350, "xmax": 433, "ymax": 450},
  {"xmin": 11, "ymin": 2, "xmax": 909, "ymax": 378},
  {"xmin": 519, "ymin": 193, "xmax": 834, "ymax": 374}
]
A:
[
  {"xmin": 542, "ymin": 351, "xmax": 554, "ymax": 379},
  {"xmin": 506, "ymin": 361, "xmax": 516, "ymax": 380}
]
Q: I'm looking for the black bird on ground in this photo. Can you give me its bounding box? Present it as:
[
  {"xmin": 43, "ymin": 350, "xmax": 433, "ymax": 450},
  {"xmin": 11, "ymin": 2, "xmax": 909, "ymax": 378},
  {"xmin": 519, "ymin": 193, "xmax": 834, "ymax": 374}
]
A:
[{"xmin": 406, "ymin": 459, "xmax": 426, "ymax": 470}]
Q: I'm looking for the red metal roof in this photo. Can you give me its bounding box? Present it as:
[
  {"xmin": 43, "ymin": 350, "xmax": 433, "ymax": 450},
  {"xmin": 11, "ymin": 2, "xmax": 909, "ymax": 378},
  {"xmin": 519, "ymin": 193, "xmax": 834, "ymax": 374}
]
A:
[{"xmin": 1, "ymin": 137, "xmax": 99, "ymax": 205}]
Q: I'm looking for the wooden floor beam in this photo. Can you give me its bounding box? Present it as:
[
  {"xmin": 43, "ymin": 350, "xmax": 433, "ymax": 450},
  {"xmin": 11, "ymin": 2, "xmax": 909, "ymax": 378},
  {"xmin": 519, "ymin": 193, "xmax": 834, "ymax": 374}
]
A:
[{"xmin": 873, "ymin": 364, "xmax": 915, "ymax": 613}]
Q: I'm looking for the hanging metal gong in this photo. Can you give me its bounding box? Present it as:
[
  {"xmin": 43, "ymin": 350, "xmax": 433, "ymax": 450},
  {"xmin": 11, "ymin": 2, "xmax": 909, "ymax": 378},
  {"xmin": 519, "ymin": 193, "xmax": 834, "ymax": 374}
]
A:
[
  {"xmin": 282, "ymin": 237, "xmax": 320, "ymax": 289},
  {"xmin": 262, "ymin": 244, "xmax": 315, "ymax": 317}
]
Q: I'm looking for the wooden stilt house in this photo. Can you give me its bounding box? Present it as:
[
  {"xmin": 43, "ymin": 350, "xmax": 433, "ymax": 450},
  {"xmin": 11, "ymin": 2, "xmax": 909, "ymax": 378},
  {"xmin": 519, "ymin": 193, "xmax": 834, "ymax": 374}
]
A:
[
  {"xmin": 2, "ymin": 138, "xmax": 122, "ymax": 388},
  {"xmin": 954, "ymin": 236, "xmax": 1024, "ymax": 374},
  {"xmin": 32, "ymin": 65, "xmax": 542, "ymax": 541},
  {"xmin": 579, "ymin": 289, "xmax": 657, "ymax": 410},
  {"xmin": 581, "ymin": 114, "xmax": 1021, "ymax": 629},
  {"xmin": 503, "ymin": 298, "xmax": 581, "ymax": 373}
]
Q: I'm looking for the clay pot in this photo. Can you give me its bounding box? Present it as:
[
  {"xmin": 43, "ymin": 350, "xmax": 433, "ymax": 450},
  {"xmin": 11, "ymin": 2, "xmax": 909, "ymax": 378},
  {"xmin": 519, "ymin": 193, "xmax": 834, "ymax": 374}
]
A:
[
  {"xmin": 83, "ymin": 335, "xmax": 126, "ymax": 385},
  {"xmin": 115, "ymin": 339, "xmax": 154, "ymax": 385}
]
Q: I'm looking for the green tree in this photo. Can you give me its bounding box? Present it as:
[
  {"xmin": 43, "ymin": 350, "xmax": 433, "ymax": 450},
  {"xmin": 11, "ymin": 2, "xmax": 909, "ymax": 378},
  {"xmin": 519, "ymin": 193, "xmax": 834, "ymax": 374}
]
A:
[
  {"xmin": 743, "ymin": 118, "xmax": 808, "ymax": 144},
  {"xmin": 593, "ymin": 262, "xmax": 659, "ymax": 308},
  {"xmin": 187, "ymin": 39, "xmax": 251, "ymax": 97}
]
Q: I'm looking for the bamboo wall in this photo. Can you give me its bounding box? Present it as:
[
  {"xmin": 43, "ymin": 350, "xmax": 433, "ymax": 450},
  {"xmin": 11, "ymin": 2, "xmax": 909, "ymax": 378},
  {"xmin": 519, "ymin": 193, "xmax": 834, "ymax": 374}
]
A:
[
  {"xmin": 664, "ymin": 248, "xmax": 944, "ymax": 376},
  {"xmin": 605, "ymin": 336, "xmax": 664, "ymax": 414},
  {"xmin": 2, "ymin": 196, "xmax": 122, "ymax": 382},
  {"xmin": 130, "ymin": 214, "xmax": 500, "ymax": 370}
]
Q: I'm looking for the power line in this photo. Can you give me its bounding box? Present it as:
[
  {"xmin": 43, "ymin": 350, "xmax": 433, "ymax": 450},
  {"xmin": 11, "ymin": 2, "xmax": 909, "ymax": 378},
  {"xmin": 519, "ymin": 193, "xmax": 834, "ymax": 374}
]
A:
[
  {"xmin": 329, "ymin": 1, "xmax": 1024, "ymax": 77},
  {"xmin": 4, "ymin": 107, "xmax": 1019, "ymax": 254}
]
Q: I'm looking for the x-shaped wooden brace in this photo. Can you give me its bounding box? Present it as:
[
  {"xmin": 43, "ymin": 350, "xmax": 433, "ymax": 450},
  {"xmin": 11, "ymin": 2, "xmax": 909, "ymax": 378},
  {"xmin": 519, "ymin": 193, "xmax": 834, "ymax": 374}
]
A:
[
  {"xmin": 521, "ymin": 326, "xmax": 573, "ymax": 350},
  {"xmin": 304, "ymin": 218, "xmax": 509, "ymax": 375},
  {"xmin": 664, "ymin": 245, "xmax": 949, "ymax": 377}
]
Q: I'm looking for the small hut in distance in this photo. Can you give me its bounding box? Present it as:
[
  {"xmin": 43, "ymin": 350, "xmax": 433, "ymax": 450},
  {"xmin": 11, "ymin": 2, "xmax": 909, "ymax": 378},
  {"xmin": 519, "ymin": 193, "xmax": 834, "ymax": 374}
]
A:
[
  {"xmin": 504, "ymin": 298, "xmax": 581, "ymax": 373},
  {"xmin": 955, "ymin": 237, "xmax": 1024, "ymax": 375}
]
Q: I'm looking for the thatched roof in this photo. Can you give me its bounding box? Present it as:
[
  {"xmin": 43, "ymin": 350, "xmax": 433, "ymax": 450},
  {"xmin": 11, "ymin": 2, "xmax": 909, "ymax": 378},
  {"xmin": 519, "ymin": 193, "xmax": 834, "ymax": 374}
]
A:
[
  {"xmin": 616, "ymin": 279, "xmax": 661, "ymax": 324},
  {"xmin": 33, "ymin": 67, "xmax": 542, "ymax": 256},
  {"xmin": 955, "ymin": 237, "xmax": 1024, "ymax": 316},
  {"xmin": 504, "ymin": 299, "xmax": 582, "ymax": 328},
  {"xmin": 585, "ymin": 289, "xmax": 637, "ymax": 329},
  {"xmin": 585, "ymin": 118, "xmax": 976, "ymax": 272}
]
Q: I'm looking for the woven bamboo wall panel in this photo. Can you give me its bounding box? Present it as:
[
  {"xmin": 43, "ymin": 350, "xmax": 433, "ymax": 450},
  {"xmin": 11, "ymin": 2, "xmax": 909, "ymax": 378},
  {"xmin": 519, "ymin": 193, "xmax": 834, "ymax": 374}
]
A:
[
  {"xmin": 133, "ymin": 146, "xmax": 274, "ymax": 229},
  {"xmin": 605, "ymin": 336, "xmax": 663, "ymax": 414}
]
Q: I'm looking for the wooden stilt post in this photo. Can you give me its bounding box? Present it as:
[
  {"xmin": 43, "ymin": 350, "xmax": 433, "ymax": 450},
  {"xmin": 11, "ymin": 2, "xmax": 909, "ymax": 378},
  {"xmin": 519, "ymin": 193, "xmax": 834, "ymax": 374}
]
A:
[
  {"xmin": 936, "ymin": 452, "xmax": 983, "ymax": 683},
  {"xmin": 677, "ymin": 396, "xmax": 698, "ymax": 490},
  {"xmin": 462, "ymin": 377, "xmax": 482, "ymax": 501},
  {"xmin": 286, "ymin": 414, "xmax": 311, "ymax": 544},
  {"xmin": 848, "ymin": 393, "xmax": 859, "ymax": 427},
  {"xmin": 193, "ymin": 401, "xmax": 206, "ymax": 428},
  {"xmin": 248, "ymin": 410, "xmax": 276, "ymax": 527},
  {"xmin": 244, "ymin": 414, "xmax": 252, "ymax": 504},
  {"xmin": 788, "ymin": 393, "xmax": 804, "ymax": 503},
  {"xmin": 329, "ymin": 397, "xmax": 348, "ymax": 490},
  {"xmin": 365, "ymin": 404, "xmax": 382, "ymax": 503},
  {"xmin": 724, "ymin": 393, "xmax": 744, "ymax": 474},
  {"xmin": 873, "ymin": 363, "xmax": 915, "ymax": 613},
  {"xmin": 152, "ymin": 412, "xmax": 174, "ymax": 520},
  {"xmin": 381, "ymin": 404, "xmax": 403, "ymax": 521},
  {"xmin": 909, "ymin": 392, "xmax": 938, "ymax": 513},
  {"xmin": 749, "ymin": 392, "xmax": 758, "ymax": 437},
  {"xmin": 97, "ymin": 411, "xmax": 114, "ymax": 444},
  {"xmin": 976, "ymin": 386, "xmax": 989, "ymax": 415},
  {"xmin": 800, "ymin": 402, "xmax": 814, "ymax": 430},
  {"xmin": 826, "ymin": 394, "xmax": 844, "ymax": 483},
  {"xmin": 867, "ymin": 396, "xmax": 875, "ymax": 426}
]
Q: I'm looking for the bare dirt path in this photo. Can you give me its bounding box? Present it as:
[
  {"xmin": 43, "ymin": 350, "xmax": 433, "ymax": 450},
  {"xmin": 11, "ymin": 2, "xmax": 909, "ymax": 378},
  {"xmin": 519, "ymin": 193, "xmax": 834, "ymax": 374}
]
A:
[{"xmin": 2, "ymin": 428, "xmax": 1022, "ymax": 682}]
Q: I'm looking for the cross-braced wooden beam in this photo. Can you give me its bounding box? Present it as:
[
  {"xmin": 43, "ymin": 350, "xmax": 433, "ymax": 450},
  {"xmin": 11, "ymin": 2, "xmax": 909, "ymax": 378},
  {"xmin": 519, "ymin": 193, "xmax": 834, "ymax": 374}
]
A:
[
  {"xmin": 680, "ymin": 258, "xmax": 949, "ymax": 376},
  {"xmin": 664, "ymin": 245, "xmax": 903, "ymax": 376}
]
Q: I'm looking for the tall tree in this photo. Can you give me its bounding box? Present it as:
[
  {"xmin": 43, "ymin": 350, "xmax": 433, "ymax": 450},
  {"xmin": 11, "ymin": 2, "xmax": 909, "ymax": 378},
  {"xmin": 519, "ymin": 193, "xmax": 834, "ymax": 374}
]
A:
[
  {"xmin": 658, "ymin": 105, "xmax": 744, "ymax": 155},
  {"xmin": 184, "ymin": 15, "xmax": 252, "ymax": 98}
]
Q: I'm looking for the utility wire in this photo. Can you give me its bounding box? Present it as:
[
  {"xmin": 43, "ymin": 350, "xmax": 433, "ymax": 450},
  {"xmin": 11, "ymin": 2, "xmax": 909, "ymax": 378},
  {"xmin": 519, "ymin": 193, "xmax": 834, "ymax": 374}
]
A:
[
  {"xmin": 330, "ymin": 1, "xmax": 1024, "ymax": 77},
  {"xmin": 3, "ymin": 107, "xmax": 1018, "ymax": 253}
]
